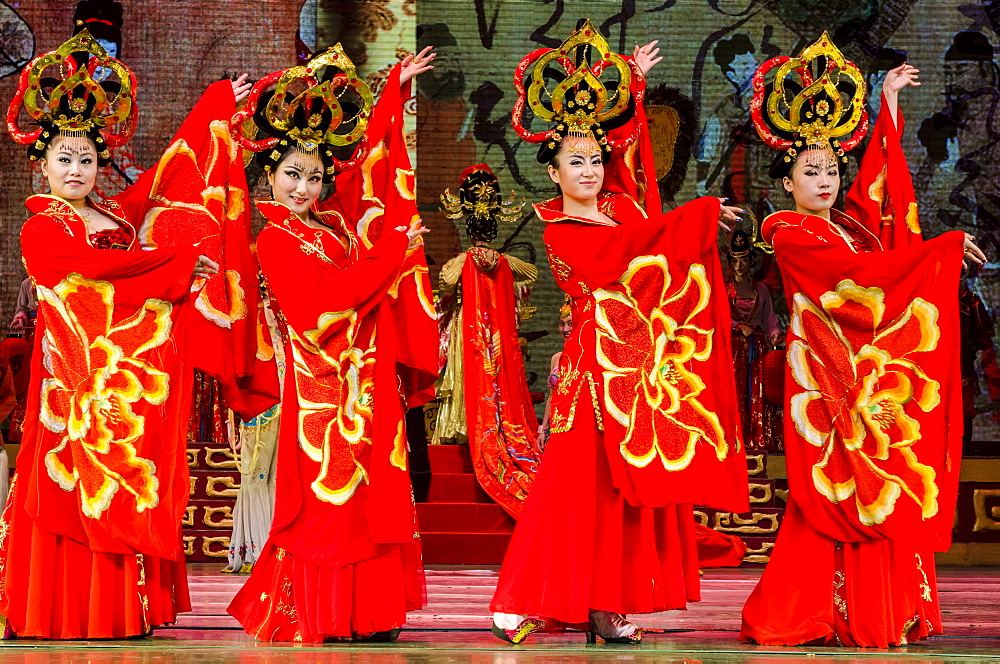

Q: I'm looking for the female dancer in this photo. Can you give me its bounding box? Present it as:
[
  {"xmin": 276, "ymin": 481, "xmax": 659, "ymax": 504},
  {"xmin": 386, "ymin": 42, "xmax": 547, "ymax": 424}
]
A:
[
  {"xmin": 490, "ymin": 21, "xmax": 751, "ymax": 644},
  {"xmin": 726, "ymin": 229, "xmax": 782, "ymax": 451},
  {"xmin": 741, "ymin": 33, "xmax": 986, "ymax": 647},
  {"xmin": 0, "ymin": 30, "xmax": 251, "ymax": 638},
  {"xmin": 226, "ymin": 45, "xmax": 438, "ymax": 643}
]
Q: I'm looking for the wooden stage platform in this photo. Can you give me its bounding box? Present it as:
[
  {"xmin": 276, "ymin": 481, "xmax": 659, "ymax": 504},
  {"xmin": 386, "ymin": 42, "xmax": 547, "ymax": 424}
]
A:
[{"xmin": 0, "ymin": 564, "xmax": 996, "ymax": 661}]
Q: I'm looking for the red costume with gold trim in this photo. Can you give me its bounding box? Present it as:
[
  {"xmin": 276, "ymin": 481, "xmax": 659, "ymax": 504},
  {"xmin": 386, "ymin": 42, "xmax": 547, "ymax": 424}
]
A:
[
  {"xmin": 0, "ymin": 31, "xmax": 268, "ymax": 638},
  {"xmin": 436, "ymin": 164, "xmax": 540, "ymax": 518},
  {"xmin": 490, "ymin": 22, "xmax": 748, "ymax": 627},
  {"xmin": 740, "ymin": 34, "xmax": 965, "ymax": 647},
  {"xmin": 225, "ymin": 51, "xmax": 436, "ymax": 642}
]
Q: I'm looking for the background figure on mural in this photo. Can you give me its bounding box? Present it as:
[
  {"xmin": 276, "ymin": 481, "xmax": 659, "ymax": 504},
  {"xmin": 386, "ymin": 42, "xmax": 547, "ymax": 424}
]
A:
[
  {"xmin": 726, "ymin": 228, "xmax": 782, "ymax": 452},
  {"xmin": 434, "ymin": 164, "xmax": 541, "ymax": 519},
  {"xmin": 696, "ymin": 33, "xmax": 780, "ymax": 220}
]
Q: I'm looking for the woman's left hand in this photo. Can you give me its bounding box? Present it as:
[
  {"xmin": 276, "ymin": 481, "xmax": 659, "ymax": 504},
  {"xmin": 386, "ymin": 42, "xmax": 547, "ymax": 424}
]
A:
[
  {"xmin": 882, "ymin": 63, "xmax": 920, "ymax": 97},
  {"xmin": 633, "ymin": 40, "xmax": 662, "ymax": 76},
  {"xmin": 964, "ymin": 232, "xmax": 987, "ymax": 267},
  {"xmin": 231, "ymin": 73, "xmax": 252, "ymax": 104},
  {"xmin": 400, "ymin": 47, "xmax": 436, "ymax": 85}
]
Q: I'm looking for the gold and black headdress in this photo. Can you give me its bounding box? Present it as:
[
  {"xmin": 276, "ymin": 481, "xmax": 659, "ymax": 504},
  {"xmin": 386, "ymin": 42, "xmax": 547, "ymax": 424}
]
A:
[
  {"xmin": 751, "ymin": 32, "xmax": 867, "ymax": 178},
  {"xmin": 6, "ymin": 29, "xmax": 137, "ymax": 166},
  {"xmin": 229, "ymin": 44, "xmax": 373, "ymax": 182},
  {"xmin": 441, "ymin": 163, "xmax": 525, "ymax": 244},
  {"xmin": 512, "ymin": 19, "xmax": 644, "ymax": 163}
]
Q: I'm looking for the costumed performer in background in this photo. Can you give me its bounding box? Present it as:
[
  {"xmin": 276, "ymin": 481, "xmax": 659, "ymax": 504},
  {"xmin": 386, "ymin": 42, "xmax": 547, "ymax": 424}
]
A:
[
  {"xmin": 726, "ymin": 228, "xmax": 782, "ymax": 451},
  {"xmin": 434, "ymin": 163, "xmax": 540, "ymax": 517}
]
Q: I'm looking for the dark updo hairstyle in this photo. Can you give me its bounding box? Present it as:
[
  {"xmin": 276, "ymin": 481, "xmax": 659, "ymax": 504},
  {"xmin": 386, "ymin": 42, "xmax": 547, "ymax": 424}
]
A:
[
  {"xmin": 28, "ymin": 81, "xmax": 116, "ymax": 167},
  {"xmin": 250, "ymin": 91, "xmax": 364, "ymax": 184}
]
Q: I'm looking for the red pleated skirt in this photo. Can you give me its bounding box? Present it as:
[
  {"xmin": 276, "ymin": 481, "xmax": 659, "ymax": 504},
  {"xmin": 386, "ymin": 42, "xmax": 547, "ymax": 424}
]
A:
[
  {"xmin": 228, "ymin": 539, "xmax": 425, "ymax": 642},
  {"xmin": 490, "ymin": 400, "xmax": 700, "ymax": 624},
  {"xmin": 741, "ymin": 497, "xmax": 942, "ymax": 647},
  {"xmin": 0, "ymin": 477, "xmax": 190, "ymax": 639}
]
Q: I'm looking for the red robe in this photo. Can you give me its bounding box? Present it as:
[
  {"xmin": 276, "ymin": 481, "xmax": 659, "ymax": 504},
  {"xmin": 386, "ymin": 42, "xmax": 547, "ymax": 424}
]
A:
[
  {"xmin": 491, "ymin": 65, "xmax": 748, "ymax": 623},
  {"xmin": 0, "ymin": 83, "xmax": 258, "ymax": 639},
  {"xmin": 459, "ymin": 249, "xmax": 540, "ymax": 518},
  {"xmin": 741, "ymin": 99, "xmax": 965, "ymax": 647},
  {"xmin": 228, "ymin": 66, "xmax": 436, "ymax": 642}
]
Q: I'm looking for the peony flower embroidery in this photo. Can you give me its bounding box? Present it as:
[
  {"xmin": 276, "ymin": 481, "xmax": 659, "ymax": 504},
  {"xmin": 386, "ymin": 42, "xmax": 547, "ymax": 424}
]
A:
[
  {"xmin": 788, "ymin": 279, "xmax": 942, "ymax": 525},
  {"xmin": 291, "ymin": 308, "xmax": 406, "ymax": 505},
  {"xmin": 595, "ymin": 255, "xmax": 728, "ymax": 472},
  {"xmin": 38, "ymin": 274, "xmax": 172, "ymax": 518}
]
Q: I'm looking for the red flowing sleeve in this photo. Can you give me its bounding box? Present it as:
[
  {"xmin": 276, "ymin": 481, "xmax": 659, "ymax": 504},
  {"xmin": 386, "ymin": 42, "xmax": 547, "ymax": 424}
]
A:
[
  {"xmin": 545, "ymin": 196, "xmax": 750, "ymax": 514},
  {"xmin": 18, "ymin": 208, "xmax": 202, "ymax": 560},
  {"xmin": 601, "ymin": 62, "xmax": 662, "ymax": 213},
  {"xmin": 21, "ymin": 212, "xmax": 196, "ymax": 304},
  {"xmin": 844, "ymin": 95, "xmax": 922, "ymax": 248},
  {"xmin": 768, "ymin": 215, "xmax": 964, "ymax": 550},
  {"xmin": 257, "ymin": 225, "xmax": 408, "ymax": 340},
  {"xmin": 110, "ymin": 81, "xmax": 279, "ymax": 418},
  {"xmin": 323, "ymin": 66, "xmax": 438, "ymax": 406}
]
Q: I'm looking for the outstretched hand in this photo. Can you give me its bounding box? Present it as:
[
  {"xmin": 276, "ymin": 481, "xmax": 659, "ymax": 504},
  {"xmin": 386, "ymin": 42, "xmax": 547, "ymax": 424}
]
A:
[
  {"xmin": 718, "ymin": 198, "xmax": 743, "ymax": 231},
  {"xmin": 397, "ymin": 223, "xmax": 430, "ymax": 250},
  {"xmin": 231, "ymin": 73, "xmax": 252, "ymax": 104},
  {"xmin": 882, "ymin": 63, "xmax": 920, "ymax": 97},
  {"xmin": 632, "ymin": 40, "xmax": 662, "ymax": 76},
  {"xmin": 400, "ymin": 47, "xmax": 436, "ymax": 85},
  {"xmin": 964, "ymin": 232, "xmax": 987, "ymax": 268},
  {"xmin": 192, "ymin": 254, "xmax": 220, "ymax": 280}
]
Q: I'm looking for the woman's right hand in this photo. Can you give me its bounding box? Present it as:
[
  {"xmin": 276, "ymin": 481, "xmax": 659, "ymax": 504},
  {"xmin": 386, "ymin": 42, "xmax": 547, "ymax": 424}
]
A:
[
  {"xmin": 8, "ymin": 312, "xmax": 27, "ymax": 330},
  {"xmin": 396, "ymin": 223, "xmax": 430, "ymax": 250},
  {"xmin": 740, "ymin": 324, "xmax": 754, "ymax": 337},
  {"xmin": 192, "ymin": 254, "xmax": 220, "ymax": 280},
  {"xmin": 718, "ymin": 198, "xmax": 743, "ymax": 231},
  {"xmin": 964, "ymin": 232, "xmax": 987, "ymax": 267}
]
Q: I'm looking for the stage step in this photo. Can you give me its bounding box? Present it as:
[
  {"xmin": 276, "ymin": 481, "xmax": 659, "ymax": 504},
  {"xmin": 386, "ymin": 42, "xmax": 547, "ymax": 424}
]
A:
[
  {"xmin": 417, "ymin": 502, "xmax": 514, "ymax": 533},
  {"xmin": 420, "ymin": 532, "xmax": 512, "ymax": 566},
  {"xmin": 428, "ymin": 444, "xmax": 475, "ymax": 473},
  {"xmin": 426, "ymin": 472, "xmax": 492, "ymax": 503},
  {"xmin": 422, "ymin": 444, "xmax": 513, "ymax": 565}
]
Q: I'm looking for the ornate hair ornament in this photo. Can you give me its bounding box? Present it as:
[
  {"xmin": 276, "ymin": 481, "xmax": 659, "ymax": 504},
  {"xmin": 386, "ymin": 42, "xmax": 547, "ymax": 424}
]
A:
[
  {"xmin": 751, "ymin": 32, "xmax": 867, "ymax": 178},
  {"xmin": 6, "ymin": 29, "xmax": 136, "ymax": 165},
  {"xmin": 559, "ymin": 294, "xmax": 573, "ymax": 320},
  {"xmin": 441, "ymin": 163, "xmax": 525, "ymax": 244},
  {"xmin": 229, "ymin": 44, "xmax": 374, "ymax": 182},
  {"xmin": 728, "ymin": 228, "xmax": 752, "ymax": 259},
  {"xmin": 512, "ymin": 19, "xmax": 643, "ymax": 163}
]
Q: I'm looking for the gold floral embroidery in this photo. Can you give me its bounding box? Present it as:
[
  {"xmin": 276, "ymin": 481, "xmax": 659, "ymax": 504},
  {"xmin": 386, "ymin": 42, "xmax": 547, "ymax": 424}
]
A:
[
  {"xmin": 548, "ymin": 251, "xmax": 572, "ymax": 283},
  {"xmin": 788, "ymin": 279, "xmax": 941, "ymax": 525},
  {"xmin": 833, "ymin": 570, "xmax": 848, "ymax": 619},
  {"xmin": 594, "ymin": 255, "xmax": 727, "ymax": 471},
  {"xmin": 37, "ymin": 274, "xmax": 172, "ymax": 518},
  {"xmin": 291, "ymin": 306, "xmax": 381, "ymax": 505}
]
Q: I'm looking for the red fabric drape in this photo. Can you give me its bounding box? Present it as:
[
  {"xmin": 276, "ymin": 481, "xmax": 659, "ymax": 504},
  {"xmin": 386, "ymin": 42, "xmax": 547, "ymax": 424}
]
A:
[
  {"xmin": 117, "ymin": 80, "xmax": 279, "ymax": 420},
  {"xmin": 460, "ymin": 253, "xmax": 539, "ymax": 518}
]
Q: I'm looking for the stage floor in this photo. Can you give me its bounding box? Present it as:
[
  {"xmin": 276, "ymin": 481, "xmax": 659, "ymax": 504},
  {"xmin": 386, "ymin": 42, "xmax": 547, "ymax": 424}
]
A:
[{"xmin": 0, "ymin": 565, "xmax": 996, "ymax": 661}]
